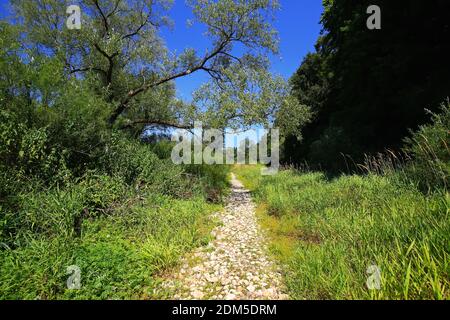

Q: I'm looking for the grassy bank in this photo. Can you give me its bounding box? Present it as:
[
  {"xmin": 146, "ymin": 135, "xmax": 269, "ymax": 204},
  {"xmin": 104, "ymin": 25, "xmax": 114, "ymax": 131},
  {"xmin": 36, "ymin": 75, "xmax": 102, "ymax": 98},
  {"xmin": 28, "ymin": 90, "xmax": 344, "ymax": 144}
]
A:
[
  {"xmin": 0, "ymin": 131, "xmax": 230, "ymax": 299},
  {"xmin": 0, "ymin": 193, "xmax": 220, "ymax": 299},
  {"xmin": 234, "ymin": 165, "xmax": 449, "ymax": 300}
]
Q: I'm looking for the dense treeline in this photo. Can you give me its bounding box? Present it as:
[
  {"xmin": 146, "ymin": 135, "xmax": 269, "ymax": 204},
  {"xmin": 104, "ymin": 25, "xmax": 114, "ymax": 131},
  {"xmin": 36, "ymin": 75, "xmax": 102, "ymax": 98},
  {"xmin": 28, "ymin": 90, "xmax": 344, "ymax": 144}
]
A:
[{"xmin": 283, "ymin": 0, "xmax": 450, "ymax": 173}]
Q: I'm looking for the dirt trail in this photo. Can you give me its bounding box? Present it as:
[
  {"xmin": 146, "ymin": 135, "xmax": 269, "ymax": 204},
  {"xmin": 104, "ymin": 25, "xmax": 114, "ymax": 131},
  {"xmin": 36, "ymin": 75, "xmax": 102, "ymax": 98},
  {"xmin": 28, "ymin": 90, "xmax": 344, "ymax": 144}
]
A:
[{"xmin": 158, "ymin": 173, "xmax": 288, "ymax": 300}]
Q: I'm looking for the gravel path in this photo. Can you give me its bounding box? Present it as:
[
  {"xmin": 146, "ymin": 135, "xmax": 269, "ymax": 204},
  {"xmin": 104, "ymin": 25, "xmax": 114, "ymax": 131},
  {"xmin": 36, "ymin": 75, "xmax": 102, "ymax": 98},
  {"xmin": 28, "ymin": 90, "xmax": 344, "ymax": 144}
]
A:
[{"xmin": 158, "ymin": 173, "xmax": 288, "ymax": 300}]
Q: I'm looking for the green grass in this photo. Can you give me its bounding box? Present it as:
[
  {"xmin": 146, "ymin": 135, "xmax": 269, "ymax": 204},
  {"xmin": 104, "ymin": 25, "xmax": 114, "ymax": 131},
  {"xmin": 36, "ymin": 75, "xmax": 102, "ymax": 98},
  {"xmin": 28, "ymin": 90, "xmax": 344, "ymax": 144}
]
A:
[
  {"xmin": 234, "ymin": 165, "xmax": 450, "ymax": 300},
  {"xmin": 0, "ymin": 130, "xmax": 230, "ymax": 301},
  {"xmin": 0, "ymin": 193, "xmax": 219, "ymax": 299}
]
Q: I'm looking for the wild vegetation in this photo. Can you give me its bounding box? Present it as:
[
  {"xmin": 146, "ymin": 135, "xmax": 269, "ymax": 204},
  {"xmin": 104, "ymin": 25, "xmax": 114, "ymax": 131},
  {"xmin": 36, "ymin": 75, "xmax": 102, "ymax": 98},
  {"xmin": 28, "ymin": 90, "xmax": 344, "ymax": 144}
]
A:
[
  {"xmin": 0, "ymin": 0, "xmax": 289, "ymax": 299},
  {"xmin": 237, "ymin": 164, "xmax": 449, "ymax": 299},
  {"xmin": 245, "ymin": 1, "xmax": 449, "ymax": 299},
  {"xmin": 0, "ymin": 92, "xmax": 229, "ymax": 298},
  {"xmin": 281, "ymin": 0, "xmax": 450, "ymax": 172},
  {"xmin": 1, "ymin": 0, "xmax": 449, "ymax": 301},
  {"xmin": 235, "ymin": 108, "xmax": 449, "ymax": 299}
]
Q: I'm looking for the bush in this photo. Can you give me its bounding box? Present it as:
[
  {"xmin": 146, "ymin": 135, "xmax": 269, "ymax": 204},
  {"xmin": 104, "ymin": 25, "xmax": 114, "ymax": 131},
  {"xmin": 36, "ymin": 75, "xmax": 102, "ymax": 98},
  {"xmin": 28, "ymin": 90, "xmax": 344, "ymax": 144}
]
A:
[
  {"xmin": 148, "ymin": 139, "xmax": 176, "ymax": 160},
  {"xmin": 185, "ymin": 164, "xmax": 230, "ymax": 203},
  {"xmin": 0, "ymin": 194, "xmax": 218, "ymax": 299},
  {"xmin": 10, "ymin": 174, "xmax": 128, "ymax": 240},
  {"xmin": 403, "ymin": 101, "xmax": 450, "ymax": 192},
  {"xmin": 0, "ymin": 110, "xmax": 69, "ymax": 185},
  {"xmin": 100, "ymin": 133, "xmax": 190, "ymax": 196}
]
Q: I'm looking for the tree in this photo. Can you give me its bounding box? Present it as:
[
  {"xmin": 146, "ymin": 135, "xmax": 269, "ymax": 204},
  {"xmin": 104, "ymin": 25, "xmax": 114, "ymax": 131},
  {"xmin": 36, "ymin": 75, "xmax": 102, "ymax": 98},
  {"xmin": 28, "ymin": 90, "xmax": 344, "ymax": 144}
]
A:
[
  {"xmin": 281, "ymin": 49, "xmax": 329, "ymax": 164},
  {"xmin": 320, "ymin": 0, "xmax": 450, "ymax": 156},
  {"xmin": 284, "ymin": 0, "xmax": 450, "ymax": 171},
  {"xmin": 11, "ymin": 0, "xmax": 298, "ymax": 132}
]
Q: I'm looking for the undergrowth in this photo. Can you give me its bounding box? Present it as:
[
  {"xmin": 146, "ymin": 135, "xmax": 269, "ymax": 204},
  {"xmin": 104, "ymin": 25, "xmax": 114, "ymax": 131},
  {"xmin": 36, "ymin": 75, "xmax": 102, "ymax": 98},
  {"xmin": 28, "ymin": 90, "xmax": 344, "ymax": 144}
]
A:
[
  {"xmin": 0, "ymin": 128, "xmax": 229, "ymax": 299},
  {"xmin": 235, "ymin": 165, "xmax": 449, "ymax": 300}
]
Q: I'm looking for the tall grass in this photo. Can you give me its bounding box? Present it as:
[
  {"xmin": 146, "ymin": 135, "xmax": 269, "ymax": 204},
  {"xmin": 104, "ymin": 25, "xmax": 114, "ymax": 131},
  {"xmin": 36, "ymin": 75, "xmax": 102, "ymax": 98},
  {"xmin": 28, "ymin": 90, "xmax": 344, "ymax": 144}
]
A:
[
  {"xmin": 0, "ymin": 192, "xmax": 220, "ymax": 299},
  {"xmin": 235, "ymin": 165, "xmax": 449, "ymax": 300},
  {"xmin": 0, "ymin": 135, "xmax": 230, "ymax": 299},
  {"xmin": 351, "ymin": 101, "xmax": 449, "ymax": 193}
]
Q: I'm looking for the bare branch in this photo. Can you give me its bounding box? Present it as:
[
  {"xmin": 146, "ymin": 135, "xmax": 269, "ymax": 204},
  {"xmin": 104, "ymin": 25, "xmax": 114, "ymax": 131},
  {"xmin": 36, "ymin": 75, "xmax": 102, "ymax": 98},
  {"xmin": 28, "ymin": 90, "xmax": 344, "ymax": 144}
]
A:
[
  {"xmin": 218, "ymin": 51, "xmax": 242, "ymax": 64},
  {"xmin": 121, "ymin": 119, "xmax": 192, "ymax": 130},
  {"xmin": 106, "ymin": 0, "xmax": 122, "ymax": 18},
  {"xmin": 122, "ymin": 13, "xmax": 150, "ymax": 40},
  {"xmin": 109, "ymin": 35, "xmax": 233, "ymax": 124},
  {"xmin": 93, "ymin": 0, "xmax": 109, "ymax": 36}
]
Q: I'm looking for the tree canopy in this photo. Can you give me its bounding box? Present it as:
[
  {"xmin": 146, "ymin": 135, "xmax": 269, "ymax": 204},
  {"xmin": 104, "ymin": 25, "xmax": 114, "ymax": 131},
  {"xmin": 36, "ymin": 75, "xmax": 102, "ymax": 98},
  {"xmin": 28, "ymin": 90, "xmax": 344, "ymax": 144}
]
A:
[{"xmin": 8, "ymin": 0, "xmax": 303, "ymax": 134}]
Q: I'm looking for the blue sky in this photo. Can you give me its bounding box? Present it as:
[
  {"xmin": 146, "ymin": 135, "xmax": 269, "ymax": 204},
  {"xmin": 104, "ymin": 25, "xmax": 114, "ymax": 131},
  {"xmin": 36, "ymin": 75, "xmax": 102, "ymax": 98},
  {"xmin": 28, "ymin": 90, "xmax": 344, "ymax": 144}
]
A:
[{"xmin": 0, "ymin": 0, "xmax": 324, "ymax": 101}]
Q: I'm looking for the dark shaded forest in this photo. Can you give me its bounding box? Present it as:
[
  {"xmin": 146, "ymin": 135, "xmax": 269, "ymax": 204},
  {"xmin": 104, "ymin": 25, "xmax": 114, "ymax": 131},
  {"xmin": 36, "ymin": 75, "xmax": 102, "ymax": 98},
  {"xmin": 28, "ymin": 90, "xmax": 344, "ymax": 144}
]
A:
[{"xmin": 283, "ymin": 0, "xmax": 450, "ymax": 172}]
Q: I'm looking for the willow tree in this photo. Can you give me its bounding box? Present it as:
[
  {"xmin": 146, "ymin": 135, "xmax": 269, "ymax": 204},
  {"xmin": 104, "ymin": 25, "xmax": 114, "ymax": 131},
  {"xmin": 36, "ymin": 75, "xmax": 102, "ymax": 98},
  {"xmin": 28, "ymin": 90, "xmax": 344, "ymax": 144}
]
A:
[{"xmin": 11, "ymin": 0, "xmax": 308, "ymax": 133}]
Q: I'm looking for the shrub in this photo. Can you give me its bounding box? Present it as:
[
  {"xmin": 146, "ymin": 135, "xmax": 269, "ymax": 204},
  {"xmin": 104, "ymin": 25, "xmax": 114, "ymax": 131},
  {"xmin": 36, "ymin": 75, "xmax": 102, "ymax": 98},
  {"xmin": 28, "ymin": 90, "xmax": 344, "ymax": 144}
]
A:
[
  {"xmin": 185, "ymin": 164, "xmax": 230, "ymax": 203},
  {"xmin": 0, "ymin": 194, "xmax": 218, "ymax": 299},
  {"xmin": 148, "ymin": 140, "xmax": 176, "ymax": 160},
  {"xmin": 0, "ymin": 110, "xmax": 69, "ymax": 185},
  {"xmin": 100, "ymin": 133, "xmax": 189, "ymax": 195},
  {"xmin": 403, "ymin": 100, "xmax": 450, "ymax": 192}
]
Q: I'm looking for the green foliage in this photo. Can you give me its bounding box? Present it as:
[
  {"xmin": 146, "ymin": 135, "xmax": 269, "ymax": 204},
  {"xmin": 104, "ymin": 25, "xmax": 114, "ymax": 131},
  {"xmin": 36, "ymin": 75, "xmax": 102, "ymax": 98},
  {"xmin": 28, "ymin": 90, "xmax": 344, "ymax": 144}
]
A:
[
  {"xmin": 0, "ymin": 194, "xmax": 218, "ymax": 299},
  {"xmin": 148, "ymin": 139, "xmax": 176, "ymax": 160},
  {"xmin": 186, "ymin": 165, "xmax": 231, "ymax": 203},
  {"xmin": 11, "ymin": 0, "xmax": 288, "ymax": 130},
  {"xmin": 0, "ymin": 238, "xmax": 76, "ymax": 299},
  {"xmin": 1, "ymin": 0, "xmax": 284, "ymax": 300},
  {"xmin": 0, "ymin": 110, "xmax": 70, "ymax": 186},
  {"xmin": 236, "ymin": 166, "xmax": 449, "ymax": 300},
  {"xmin": 0, "ymin": 34, "xmax": 229, "ymax": 299},
  {"xmin": 403, "ymin": 101, "xmax": 450, "ymax": 192},
  {"xmin": 102, "ymin": 134, "xmax": 173, "ymax": 186},
  {"xmin": 283, "ymin": 1, "xmax": 450, "ymax": 171},
  {"xmin": 0, "ymin": 135, "xmax": 228, "ymax": 298},
  {"xmin": 194, "ymin": 61, "xmax": 311, "ymax": 133},
  {"xmin": 189, "ymin": 0, "xmax": 280, "ymax": 53},
  {"xmin": 275, "ymin": 96, "xmax": 312, "ymax": 140},
  {"xmin": 290, "ymin": 51, "xmax": 329, "ymax": 114}
]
